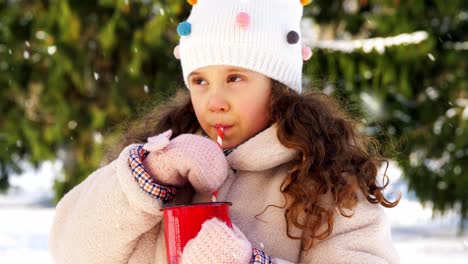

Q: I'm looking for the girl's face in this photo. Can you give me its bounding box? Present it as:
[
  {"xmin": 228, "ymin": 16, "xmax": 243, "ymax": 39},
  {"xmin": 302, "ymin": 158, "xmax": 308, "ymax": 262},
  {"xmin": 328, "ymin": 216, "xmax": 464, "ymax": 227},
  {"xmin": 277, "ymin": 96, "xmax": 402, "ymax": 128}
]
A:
[{"xmin": 188, "ymin": 65, "xmax": 272, "ymax": 149}]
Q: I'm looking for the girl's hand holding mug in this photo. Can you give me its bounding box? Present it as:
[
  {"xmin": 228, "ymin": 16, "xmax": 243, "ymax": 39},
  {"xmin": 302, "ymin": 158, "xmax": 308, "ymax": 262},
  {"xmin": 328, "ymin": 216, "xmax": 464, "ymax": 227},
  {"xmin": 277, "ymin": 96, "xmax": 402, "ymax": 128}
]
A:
[
  {"xmin": 142, "ymin": 129, "xmax": 228, "ymax": 193},
  {"xmin": 181, "ymin": 218, "xmax": 252, "ymax": 264}
]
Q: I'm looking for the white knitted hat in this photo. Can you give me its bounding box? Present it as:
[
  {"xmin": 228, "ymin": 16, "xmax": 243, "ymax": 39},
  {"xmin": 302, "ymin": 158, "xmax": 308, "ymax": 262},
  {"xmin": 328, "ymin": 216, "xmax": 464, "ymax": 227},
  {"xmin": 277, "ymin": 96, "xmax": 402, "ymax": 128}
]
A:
[{"xmin": 174, "ymin": 0, "xmax": 313, "ymax": 93}]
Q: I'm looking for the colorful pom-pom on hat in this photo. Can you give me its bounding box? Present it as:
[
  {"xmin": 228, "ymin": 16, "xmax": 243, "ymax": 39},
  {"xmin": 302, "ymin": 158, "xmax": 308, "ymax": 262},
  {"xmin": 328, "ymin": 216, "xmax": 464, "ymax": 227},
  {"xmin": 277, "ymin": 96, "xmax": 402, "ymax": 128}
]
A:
[
  {"xmin": 287, "ymin": 31, "xmax": 300, "ymax": 44},
  {"xmin": 300, "ymin": 0, "xmax": 312, "ymax": 6},
  {"xmin": 177, "ymin": 0, "xmax": 307, "ymax": 93},
  {"xmin": 236, "ymin": 12, "xmax": 250, "ymax": 29},
  {"xmin": 173, "ymin": 45, "xmax": 180, "ymax": 59},
  {"xmin": 177, "ymin": 21, "xmax": 191, "ymax": 36},
  {"xmin": 302, "ymin": 46, "xmax": 312, "ymax": 61}
]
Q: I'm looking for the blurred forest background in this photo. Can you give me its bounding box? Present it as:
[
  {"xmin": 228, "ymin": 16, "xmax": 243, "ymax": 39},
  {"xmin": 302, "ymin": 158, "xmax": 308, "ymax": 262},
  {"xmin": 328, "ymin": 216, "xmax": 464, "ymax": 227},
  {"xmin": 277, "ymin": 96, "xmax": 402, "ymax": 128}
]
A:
[{"xmin": 1, "ymin": 0, "xmax": 467, "ymax": 231}]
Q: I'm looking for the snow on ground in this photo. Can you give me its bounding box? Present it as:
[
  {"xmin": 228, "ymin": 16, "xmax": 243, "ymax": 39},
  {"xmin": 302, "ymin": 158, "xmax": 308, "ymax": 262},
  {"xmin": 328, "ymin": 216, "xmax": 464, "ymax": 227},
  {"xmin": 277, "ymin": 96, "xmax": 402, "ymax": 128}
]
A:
[
  {"xmin": 0, "ymin": 207, "xmax": 54, "ymax": 263},
  {"xmin": 0, "ymin": 160, "xmax": 467, "ymax": 263},
  {"xmin": 386, "ymin": 200, "xmax": 468, "ymax": 264},
  {"xmin": 0, "ymin": 160, "xmax": 58, "ymax": 263}
]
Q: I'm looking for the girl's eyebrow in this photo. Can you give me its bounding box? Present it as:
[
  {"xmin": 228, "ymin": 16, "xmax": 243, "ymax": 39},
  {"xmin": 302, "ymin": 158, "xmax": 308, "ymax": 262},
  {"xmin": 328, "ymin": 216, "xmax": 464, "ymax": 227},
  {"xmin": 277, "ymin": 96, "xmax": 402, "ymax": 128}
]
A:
[
  {"xmin": 226, "ymin": 68, "xmax": 248, "ymax": 73},
  {"xmin": 188, "ymin": 71, "xmax": 201, "ymax": 78}
]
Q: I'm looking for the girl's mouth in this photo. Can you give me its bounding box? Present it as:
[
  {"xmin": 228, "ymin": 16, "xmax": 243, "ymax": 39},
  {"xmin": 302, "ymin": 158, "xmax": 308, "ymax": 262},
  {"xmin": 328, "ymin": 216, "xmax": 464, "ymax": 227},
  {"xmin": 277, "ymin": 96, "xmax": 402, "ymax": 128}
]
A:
[{"xmin": 215, "ymin": 124, "xmax": 233, "ymax": 132}]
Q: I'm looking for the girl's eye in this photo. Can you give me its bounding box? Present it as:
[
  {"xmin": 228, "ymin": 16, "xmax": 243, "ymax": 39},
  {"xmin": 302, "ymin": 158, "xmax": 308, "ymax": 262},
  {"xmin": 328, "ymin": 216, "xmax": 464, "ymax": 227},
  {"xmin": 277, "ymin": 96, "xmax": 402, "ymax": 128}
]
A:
[
  {"xmin": 228, "ymin": 75, "xmax": 243, "ymax": 83},
  {"xmin": 191, "ymin": 78, "xmax": 207, "ymax": 86}
]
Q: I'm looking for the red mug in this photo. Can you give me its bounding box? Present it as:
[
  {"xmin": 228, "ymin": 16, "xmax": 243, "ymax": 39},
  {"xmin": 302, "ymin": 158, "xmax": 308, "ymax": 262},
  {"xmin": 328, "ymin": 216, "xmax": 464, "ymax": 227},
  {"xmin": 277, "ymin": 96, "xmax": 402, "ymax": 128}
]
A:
[{"xmin": 161, "ymin": 202, "xmax": 232, "ymax": 264}]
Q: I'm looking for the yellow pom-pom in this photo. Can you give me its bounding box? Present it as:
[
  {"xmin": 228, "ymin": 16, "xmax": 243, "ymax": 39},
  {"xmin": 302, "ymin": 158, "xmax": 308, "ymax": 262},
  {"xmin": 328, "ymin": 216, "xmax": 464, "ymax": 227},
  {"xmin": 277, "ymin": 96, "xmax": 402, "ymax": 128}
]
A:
[
  {"xmin": 300, "ymin": 0, "xmax": 312, "ymax": 6},
  {"xmin": 187, "ymin": 0, "xmax": 197, "ymax": 5}
]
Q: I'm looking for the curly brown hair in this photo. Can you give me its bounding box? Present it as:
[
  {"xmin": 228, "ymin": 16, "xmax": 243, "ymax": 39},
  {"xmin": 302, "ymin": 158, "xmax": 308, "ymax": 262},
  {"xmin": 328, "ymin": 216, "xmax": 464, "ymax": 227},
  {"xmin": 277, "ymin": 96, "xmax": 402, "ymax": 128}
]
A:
[{"xmin": 106, "ymin": 80, "xmax": 400, "ymax": 250}]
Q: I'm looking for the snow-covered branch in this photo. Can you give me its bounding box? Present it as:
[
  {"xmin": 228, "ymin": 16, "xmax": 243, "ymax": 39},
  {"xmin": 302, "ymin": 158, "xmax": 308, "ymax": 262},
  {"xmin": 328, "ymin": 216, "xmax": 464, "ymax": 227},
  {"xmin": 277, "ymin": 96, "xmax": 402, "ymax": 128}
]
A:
[{"xmin": 305, "ymin": 31, "xmax": 429, "ymax": 54}]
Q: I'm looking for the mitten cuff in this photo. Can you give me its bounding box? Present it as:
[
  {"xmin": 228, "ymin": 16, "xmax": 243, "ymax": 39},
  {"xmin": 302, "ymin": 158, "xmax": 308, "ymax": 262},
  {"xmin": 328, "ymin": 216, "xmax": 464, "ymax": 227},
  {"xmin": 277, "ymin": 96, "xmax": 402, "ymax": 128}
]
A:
[
  {"xmin": 251, "ymin": 248, "xmax": 276, "ymax": 264},
  {"xmin": 128, "ymin": 145, "xmax": 177, "ymax": 203}
]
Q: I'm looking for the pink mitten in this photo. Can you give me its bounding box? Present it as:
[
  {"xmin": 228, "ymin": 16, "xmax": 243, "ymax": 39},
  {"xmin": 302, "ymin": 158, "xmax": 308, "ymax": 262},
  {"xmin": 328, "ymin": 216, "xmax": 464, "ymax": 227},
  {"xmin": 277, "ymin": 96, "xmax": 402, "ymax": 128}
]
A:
[
  {"xmin": 142, "ymin": 130, "xmax": 228, "ymax": 193},
  {"xmin": 181, "ymin": 218, "xmax": 252, "ymax": 264}
]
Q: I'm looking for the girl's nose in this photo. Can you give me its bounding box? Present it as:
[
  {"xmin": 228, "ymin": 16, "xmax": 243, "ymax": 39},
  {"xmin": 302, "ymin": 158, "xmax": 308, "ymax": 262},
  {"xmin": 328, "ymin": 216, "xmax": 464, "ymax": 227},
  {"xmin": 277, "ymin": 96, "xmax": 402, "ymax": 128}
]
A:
[{"xmin": 208, "ymin": 93, "xmax": 230, "ymax": 112}]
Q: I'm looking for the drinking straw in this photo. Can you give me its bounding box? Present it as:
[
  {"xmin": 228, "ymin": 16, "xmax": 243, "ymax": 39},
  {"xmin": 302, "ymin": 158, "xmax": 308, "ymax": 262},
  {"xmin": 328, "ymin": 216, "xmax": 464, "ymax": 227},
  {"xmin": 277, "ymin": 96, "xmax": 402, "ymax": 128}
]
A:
[
  {"xmin": 216, "ymin": 127, "xmax": 224, "ymax": 148},
  {"xmin": 212, "ymin": 127, "xmax": 224, "ymax": 202}
]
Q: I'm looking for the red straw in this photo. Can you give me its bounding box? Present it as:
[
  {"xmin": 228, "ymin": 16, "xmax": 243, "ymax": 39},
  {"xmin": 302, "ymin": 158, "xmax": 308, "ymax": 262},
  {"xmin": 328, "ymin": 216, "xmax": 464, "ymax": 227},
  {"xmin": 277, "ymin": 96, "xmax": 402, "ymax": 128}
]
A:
[
  {"xmin": 216, "ymin": 127, "xmax": 224, "ymax": 148},
  {"xmin": 212, "ymin": 127, "xmax": 224, "ymax": 202}
]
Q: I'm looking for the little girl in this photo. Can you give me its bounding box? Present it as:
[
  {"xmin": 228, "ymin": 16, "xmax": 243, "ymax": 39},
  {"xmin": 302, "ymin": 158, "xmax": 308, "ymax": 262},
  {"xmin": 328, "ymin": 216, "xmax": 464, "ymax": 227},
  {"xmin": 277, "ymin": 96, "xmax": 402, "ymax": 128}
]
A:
[{"xmin": 50, "ymin": 0, "xmax": 400, "ymax": 263}]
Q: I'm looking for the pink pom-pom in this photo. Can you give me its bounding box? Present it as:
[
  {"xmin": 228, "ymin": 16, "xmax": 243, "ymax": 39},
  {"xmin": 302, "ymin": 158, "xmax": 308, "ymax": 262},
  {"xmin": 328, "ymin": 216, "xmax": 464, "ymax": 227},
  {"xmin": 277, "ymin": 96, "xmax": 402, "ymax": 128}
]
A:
[
  {"xmin": 173, "ymin": 45, "xmax": 180, "ymax": 59},
  {"xmin": 302, "ymin": 46, "xmax": 312, "ymax": 61},
  {"xmin": 236, "ymin": 12, "xmax": 250, "ymax": 29}
]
